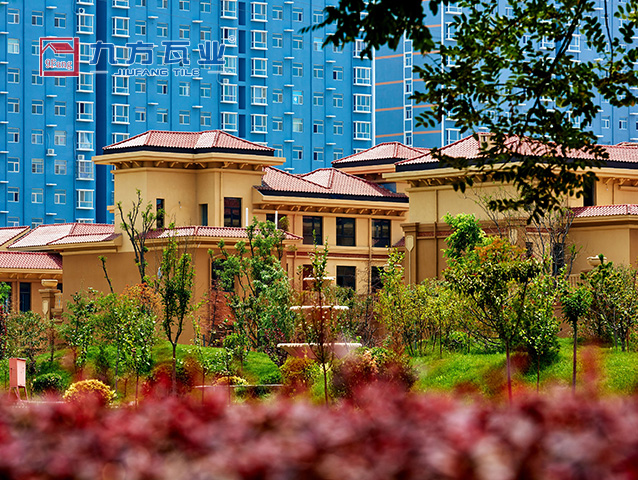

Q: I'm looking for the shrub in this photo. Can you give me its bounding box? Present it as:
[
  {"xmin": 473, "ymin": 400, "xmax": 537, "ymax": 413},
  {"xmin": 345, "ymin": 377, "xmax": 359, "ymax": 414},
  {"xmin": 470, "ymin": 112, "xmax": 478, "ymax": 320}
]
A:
[
  {"xmin": 32, "ymin": 373, "xmax": 67, "ymax": 396},
  {"xmin": 214, "ymin": 375, "xmax": 249, "ymax": 386},
  {"xmin": 63, "ymin": 379, "xmax": 116, "ymax": 405},
  {"xmin": 260, "ymin": 370, "xmax": 283, "ymax": 385},
  {"xmin": 280, "ymin": 356, "xmax": 319, "ymax": 390}
]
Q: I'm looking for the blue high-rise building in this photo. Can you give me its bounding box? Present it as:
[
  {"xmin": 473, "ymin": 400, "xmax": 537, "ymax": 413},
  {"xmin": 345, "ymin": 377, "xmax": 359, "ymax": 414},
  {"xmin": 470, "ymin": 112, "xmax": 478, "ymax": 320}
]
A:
[
  {"xmin": 374, "ymin": 1, "xmax": 638, "ymax": 150},
  {"xmin": 1, "ymin": 0, "xmax": 373, "ymax": 225}
]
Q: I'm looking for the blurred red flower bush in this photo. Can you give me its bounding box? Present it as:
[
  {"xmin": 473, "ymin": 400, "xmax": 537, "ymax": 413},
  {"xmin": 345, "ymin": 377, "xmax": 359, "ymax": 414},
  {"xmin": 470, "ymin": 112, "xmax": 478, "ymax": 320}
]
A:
[{"xmin": 2, "ymin": 387, "xmax": 638, "ymax": 479}]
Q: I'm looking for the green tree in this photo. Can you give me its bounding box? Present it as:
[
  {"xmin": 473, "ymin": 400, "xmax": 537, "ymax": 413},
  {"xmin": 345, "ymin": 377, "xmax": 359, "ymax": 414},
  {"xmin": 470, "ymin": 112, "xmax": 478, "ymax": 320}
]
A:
[
  {"xmin": 117, "ymin": 189, "xmax": 160, "ymax": 284},
  {"xmin": 561, "ymin": 282, "xmax": 592, "ymax": 393},
  {"xmin": 218, "ymin": 218, "xmax": 295, "ymax": 366},
  {"xmin": 443, "ymin": 213, "xmax": 486, "ymax": 260},
  {"xmin": 59, "ymin": 289, "xmax": 99, "ymax": 371},
  {"xmin": 5, "ymin": 311, "xmax": 50, "ymax": 375},
  {"xmin": 315, "ymin": 0, "xmax": 638, "ymax": 218},
  {"xmin": 0, "ymin": 282, "xmax": 11, "ymax": 362},
  {"xmin": 155, "ymin": 227, "xmax": 195, "ymax": 393}
]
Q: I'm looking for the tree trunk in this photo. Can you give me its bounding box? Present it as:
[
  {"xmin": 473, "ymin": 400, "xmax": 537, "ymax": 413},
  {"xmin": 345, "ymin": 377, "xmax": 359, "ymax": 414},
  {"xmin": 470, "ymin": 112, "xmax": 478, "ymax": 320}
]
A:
[
  {"xmin": 135, "ymin": 372, "xmax": 139, "ymax": 407},
  {"xmin": 172, "ymin": 342, "xmax": 177, "ymax": 394},
  {"xmin": 572, "ymin": 322, "xmax": 577, "ymax": 394},
  {"xmin": 506, "ymin": 343, "xmax": 512, "ymax": 405},
  {"xmin": 322, "ymin": 361, "xmax": 329, "ymax": 406},
  {"xmin": 536, "ymin": 355, "xmax": 540, "ymax": 394}
]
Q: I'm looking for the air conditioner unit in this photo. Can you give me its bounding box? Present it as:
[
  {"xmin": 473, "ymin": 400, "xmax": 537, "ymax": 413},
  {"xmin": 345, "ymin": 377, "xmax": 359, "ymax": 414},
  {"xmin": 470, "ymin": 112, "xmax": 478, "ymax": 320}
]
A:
[
  {"xmin": 77, "ymin": 154, "xmax": 85, "ymax": 160},
  {"xmin": 47, "ymin": 149, "xmax": 55, "ymax": 156}
]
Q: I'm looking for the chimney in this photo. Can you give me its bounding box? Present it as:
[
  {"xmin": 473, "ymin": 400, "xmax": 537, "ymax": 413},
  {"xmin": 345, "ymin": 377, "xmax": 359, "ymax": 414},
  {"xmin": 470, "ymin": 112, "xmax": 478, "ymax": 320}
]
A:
[{"xmin": 478, "ymin": 132, "xmax": 495, "ymax": 151}]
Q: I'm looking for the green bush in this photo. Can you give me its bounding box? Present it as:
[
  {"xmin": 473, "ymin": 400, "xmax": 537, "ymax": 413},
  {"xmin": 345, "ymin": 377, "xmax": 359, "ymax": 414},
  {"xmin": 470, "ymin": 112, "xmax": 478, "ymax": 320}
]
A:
[
  {"xmin": 260, "ymin": 370, "xmax": 283, "ymax": 385},
  {"xmin": 32, "ymin": 373, "xmax": 67, "ymax": 395},
  {"xmin": 280, "ymin": 357, "xmax": 319, "ymax": 391},
  {"xmin": 63, "ymin": 379, "xmax": 116, "ymax": 405}
]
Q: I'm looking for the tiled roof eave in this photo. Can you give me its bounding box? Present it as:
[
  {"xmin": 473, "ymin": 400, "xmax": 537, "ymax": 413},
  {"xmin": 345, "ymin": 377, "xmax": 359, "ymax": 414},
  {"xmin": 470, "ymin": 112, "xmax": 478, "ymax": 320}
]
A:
[{"xmin": 256, "ymin": 188, "xmax": 409, "ymax": 203}]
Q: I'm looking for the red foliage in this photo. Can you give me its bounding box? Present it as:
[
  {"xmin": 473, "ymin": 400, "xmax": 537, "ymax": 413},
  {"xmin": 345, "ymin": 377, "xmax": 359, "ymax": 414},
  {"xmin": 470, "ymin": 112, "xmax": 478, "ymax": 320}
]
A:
[{"xmin": 3, "ymin": 388, "xmax": 638, "ymax": 478}]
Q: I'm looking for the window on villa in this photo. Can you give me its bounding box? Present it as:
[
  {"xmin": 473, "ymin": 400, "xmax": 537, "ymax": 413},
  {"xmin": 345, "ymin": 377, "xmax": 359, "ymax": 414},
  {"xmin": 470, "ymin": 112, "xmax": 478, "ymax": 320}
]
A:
[
  {"xmin": 303, "ymin": 216, "xmax": 322, "ymax": 245},
  {"xmin": 336, "ymin": 217, "xmax": 356, "ymax": 246},
  {"xmin": 224, "ymin": 197, "xmax": 242, "ymax": 227},
  {"xmin": 336, "ymin": 266, "xmax": 356, "ymax": 290}
]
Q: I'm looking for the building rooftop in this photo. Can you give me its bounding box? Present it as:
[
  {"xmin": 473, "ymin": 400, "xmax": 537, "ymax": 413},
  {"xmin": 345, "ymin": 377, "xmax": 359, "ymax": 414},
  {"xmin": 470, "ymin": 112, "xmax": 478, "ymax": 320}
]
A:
[
  {"xmin": 144, "ymin": 225, "xmax": 301, "ymax": 241},
  {"xmin": 332, "ymin": 142, "xmax": 428, "ymax": 168},
  {"xmin": 572, "ymin": 204, "xmax": 638, "ymax": 218},
  {"xmin": 103, "ymin": 130, "xmax": 275, "ymax": 155},
  {"xmin": 258, "ymin": 167, "xmax": 408, "ymax": 201},
  {"xmin": 0, "ymin": 226, "xmax": 29, "ymax": 248},
  {"xmin": 8, "ymin": 224, "xmax": 118, "ymax": 250},
  {"xmin": 0, "ymin": 251, "xmax": 62, "ymax": 270}
]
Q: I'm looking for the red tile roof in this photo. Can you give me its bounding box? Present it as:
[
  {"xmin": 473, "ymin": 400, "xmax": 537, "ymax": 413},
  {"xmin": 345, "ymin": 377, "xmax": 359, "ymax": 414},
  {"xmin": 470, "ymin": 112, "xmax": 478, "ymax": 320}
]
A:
[
  {"xmin": 8, "ymin": 223, "xmax": 118, "ymax": 249},
  {"xmin": 0, "ymin": 252, "xmax": 62, "ymax": 270},
  {"xmin": 103, "ymin": 130, "xmax": 274, "ymax": 153},
  {"xmin": 144, "ymin": 226, "xmax": 302, "ymax": 241},
  {"xmin": 396, "ymin": 134, "xmax": 638, "ymax": 169},
  {"xmin": 572, "ymin": 204, "xmax": 638, "ymax": 218},
  {"xmin": 333, "ymin": 142, "xmax": 428, "ymax": 166},
  {"xmin": 0, "ymin": 226, "xmax": 29, "ymax": 247},
  {"xmin": 259, "ymin": 167, "xmax": 407, "ymax": 200}
]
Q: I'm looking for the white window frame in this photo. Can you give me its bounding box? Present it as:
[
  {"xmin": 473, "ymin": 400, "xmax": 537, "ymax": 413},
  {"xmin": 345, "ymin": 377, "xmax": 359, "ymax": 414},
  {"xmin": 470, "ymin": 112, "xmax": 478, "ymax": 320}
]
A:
[
  {"xmin": 179, "ymin": 110, "xmax": 190, "ymax": 125},
  {"xmin": 112, "ymin": 104, "xmax": 129, "ymax": 124},
  {"xmin": 112, "ymin": 75, "xmax": 129, "ymax": 95},
  {"xmin": 77, "ymin": 160, "xmax": 94, "ymax": 180},
  {"xmin": 77, "ymin": 190, "xmax": 94, "ymax": 209},
  {"xmin": 78, "ymin": 73, "xmax": 94, "ymax": 93},
  {"xmin": 223, "ymin": 55, "xmax": 237, "ymax": 75},
  {"xmin": 251, "ymin": 30, "xmax": 267, "ymax": 50},
  {"xmin": 251, "ymin": 114, "xmax": 267, "ymax": 133},
  {"xmin": 251, "ymin": 86, "xmax": 267, "ymax": 105},
  {"xmin": 112, "ymin": 17, "xmax": 129, "ymax": 37},
  {"xmin": 221, "ymin": 0, "xmax": 237, "ymax": 18},
  {"xmin": 354, "ymin": 67, "xmax": 371, "ymax": 85},
  {"xmin": 354, "ymin": 94, "xmax": 372, "ymax": 113},
  {"xmin": 77, "ymin": 131, "xmax": 94, "ymax": 151},
  {"xmin": 353, "ymin": 121, "xmax": 371, "ymax": 140},
  {"xmin": 251, "ymin": 2, "xmax": 267, "ymax": 21},
  {"xmin": 221, "ymin": 112, "xmax": 238, "ymax": 132},
  {"xmin": 252, "ymin": 58, "xmax": 267, "ymax": 77},
  {"xmin": 77, "ymin": 13, "xmax": 94, "ymax": 34},
  {"xmin": 221, "ymin": 82, "xmax": 237, "ymax": 103},
  {"xmin": 292, "ymin": 118, "xmax": 303, "ymax": 133},
  {"xmin": 31, "ymin": 188, "xmax": 43, "ymax": 204},
  {"xmin": 221, "ymin": 27, "xmax": 237, "ymax": 46},
  {"xmin": 8, "ymin": 38, "xmax": 19, "ymax": 55}
]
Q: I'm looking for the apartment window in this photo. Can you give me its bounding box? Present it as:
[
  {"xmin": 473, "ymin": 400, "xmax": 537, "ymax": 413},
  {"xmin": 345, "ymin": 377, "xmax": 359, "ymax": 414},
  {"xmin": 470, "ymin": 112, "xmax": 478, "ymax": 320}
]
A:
[
  {"xmin": 179, "ymin": 82, "xmax": 190, "ymax": 96},
  {"xmin": 78, "ymin": 190, "xmax": 94, "ymax": 209},
  {"xmin": 251, "ymin": 86, "xmax": 267, "ymax": 105},
  {"xmin": 77, "ymin": 131, "xmax": 94, "ymax": 150},
  {"xmin": 179, "ymin": 110, "xmax": 190, "ymax": 125},
  {"xmin": 333, "ymin": 149, "xmax": 343, "ymax": 161},
  {"xmin": 221, "ymin": 27, "xmax": 237, "ymax": 45},
  {"xmin": 446, "ymin": 128, "xmax": 460, "ymax": 144},
  {"xmin": 112, "ymin": 76, "xmax": 129, "ymax": 94},
  {"xmin": 272, "ymin": 34, "xmax": 283, "ymax": 48},
  {"xmin": 353, "ymin": 39, "xmax": 366, "ymax": 57},
  {"xmin": 77, "ymin": 102, "xmax": 94, "ymax": 121},
  {"xmin": 157, "ymin": 23, "xmax": 168, "ymax": 37},
  {"xmin": 157, "ymin": 80, "xmax": 168, "ymax": 94},
  {"xmin": 252, "ymin": 2, "xmax": 267, "ymax": 21},
  {"xmin": 8, "ymin": 158, "xmax": 19, "ymax": 173},
  {"xmin": 54, "ymin": 77, "xmax": 66, "ymax": 88},
  {"xmin": 221, "ymin": 112, "xmax": 238, "ymax": 131},
  {"xmin": 113, "ymin": 104, "xmax": 129, "ymax": 123},
  {"xmin": 79, "ymin": 43, "xmax": 92, "ymax": 63},
  {"xmin": 157, "ymin": 108, "xmax": 168, "ymax": 123},
  {"xmin": 8, "ymin": 188, "xmax": 19, "ymax": 203},
  {"xmin": 201, "ymin": 112, "xmax": 212, "ymax": 127},
  {"xmin": 8, "ymin": 39, "xmax": 19, "ymax": 55},
  {"xmin": 54, "ymin": 102, "xmax": 66, "ymax": 116},
  {"xmin": 354, "ymin": 67, "xmax": 371, "ymax": 85},
  {"xmin": 198, "ymin": 84, "xmax": 211, "ymax": 99},
  {"xmin": 137, "ymin": 0, "xmax": 146, "ymax": 6},
  {"xmin": 314, "ymin": 38, "xmax": 322, "ymax": 51},
  {"xmin": 272, "ymin": 89, "xmax": 283, "ymax": 103},
  {"xmin": 313, "ymin": 148, "xmax": 323, "ymax": 162},
  {"xmin": 293, "ymin": 36, "xmax": 303, "ymax": 49},
  {"xmin": 222, "ymin": 0, "xmax": 237, "ymax": 18},
  {"xmin": 179, "ymin": 25, "xmax": 190, "ymax": 40},
  {"xmin": 313, "ymin": 92, "xmax": 324, "ymax": 106},
  {"xmin": 7, "ymin": 217, "xmax": 19, "ymax": 227},
  {"xmin": 200, "ymin": 0, "xmax": 211, "ymax": 12},
  {"xmin": 223, "ymin": 55, "xmax": 237, "ymax": 74},
  {"xmin": 54, "ymin": 190, "xmax": 66, "ymax": 205},
  {"xmin": 31, "ymin": 42, "xmax": 39, "ymax": 55},
  {"xmin": 31, "ymin": 189, "xmax": 43, "ymax": 204},
  {"xmin": 336, "ymin": 218, "xmax": 356, "ymax": 246},
  {"xmin": 292, "ymin": 63, "xmax": 303, "ymax": 77},
  {"xmin": 272, "ymin": 117, "xmax": 283, "ymax": 131},
  {"xmin": 333, "ymin": 66, "xmax": 343, "ymax": 81},
  {"xmin": 135, "ymin": 107, "xmax": 146, "ymax": 122},
  {"xmin": 157, "ymin": 0, "xmax": 167, "ymax": 7},
  {"xmin": 313, "ymin": 65, "xmax": 324, "ymax": 78},
  {"xmin": 221, "ymin": 82, "xmax": 237, "ymax": 103},
  {"xmin": 620, "ymin": 117, "xmax": 628, "ymax": 130},
  {"xmin": 31, "ymin": 158, "xmax": 44, "ymax": 174},
  {"xmin": 372, "ymin": 219, "xmax": 391, "ymax": 247},
  {"xmin": 354, "ymin": 121, "xmax": 371, "ymax": 140},
  {"xmin": 77, "ymin": 160, "xmax": 94, "ymax": 179},
  {"xmin": 313, "ymin": 120, "xmax": 324, "ymax": 134},
  {"xmin": 224, "ymin": 197, "xmax": 242, "ymax": 227},
  {"xmin": 251, "ymin": 114, "xmax": 267, "ymax": 133},
  {"xmin": 292, "ymin": 7, "xmax": 303, "ymax": 21},
  {"xmin": 334, "ymin": 122, "xmax": 344, "ymax": 135},
  {"xmin": 8, "ymin": 68, "xmax": 20, "ymax": 84},
  {"xmin": 252, "ymin": 31, "xmax": 267, "ymax": 49},
  {"xmin": 113, "ymin": 17, "xmax": 129, "ymax": 36},
  {"xmin": 77, "ymin": 13, "xmax": 94, "ymax": 33},
  {"xmin": 293, "ymin": 90, "xmax": 303, "ymax": 105},
  {"xmin": 31, "ymin": 130, "xmax": 43, "ymax": 144},
  {"xmin": 54, "ymin": 159, "xmax": 66, "ymax": 175},
  {"xmin": 602, "ymin": 116, "xmax": 610, "ymax": 129},
  {"xmin": 293, "ymin": 118, "xmax": 303, "ymax": 133},
  {"xmin": 135, "ymin": 78, "xmax": 146, "ymax": 93},
  {"xmin": 32, "ymin": 71, "xmax": 43, "ymax": 86},
  {"xmin": 156, "ymin": 198, "xmax": 165, "ymax": 228},
  {"xmin": 336, "ymin": 266, "xmax": 356, "ymax": 290},
  {"xmin": 303, "ymin": 216, "xmax": 322, "ymax": 244},
  {"xmin": 333, "ymin": 94, "xmax": 344, "ymax": 108},
  {"xmin": 200, "ymin": 27, "xmax": 212, "ymax": 42},
  {"xmin": 274, "ymin": 146, "xmax": 283, "ymax": 157},
  {"xmin": 8, "ymin": 98, "xmax": 19, "ymax": 114},
  {"xmin": 313, "ymin": 10, "xmax": 324, "ymax": 23},
  {"xmin": 8, "ymin": 8, "xmax": 19, "ymax": 24},
  {"xmin": 112, "ymin": 133, "xmax": 129, "ymax": 144},
  {"xmin": 273, "ymin": 6, "xmax": 283, "ymax": 20},
  {"xmin": 54, "ymin": 131, "xmax": 66, "ymax": 146},
  {"xmin": 251, "ymin": 58, "xmax": 267, "ymax": 77},
  {"xmin": 354, "ymin": 94, "xmax": 372, "ymax": 113},
  {"xmin": 179, "ymin": 0, "xmax": 189, "ymax": 10},
  {"xmin": 293, "ymin": 147, "xmax": 303, "ymax": 161},
  {"xmin": 272, "ymin": 61, "xmax": 283, "ymax": 75},
  {"xmin": 135, "ymin": 21, "xmax": 146, "ymax": 36},
  {"xmin": 78, "ymin": 73, "xmax": 93, "ymax": 92},
  {"xmin": 54, "ymin": 14, "xmax": 66, "ymax": 28},
  {"xmin": 32, "ymin": 11, "xmax": 43, "ymax": 26}
]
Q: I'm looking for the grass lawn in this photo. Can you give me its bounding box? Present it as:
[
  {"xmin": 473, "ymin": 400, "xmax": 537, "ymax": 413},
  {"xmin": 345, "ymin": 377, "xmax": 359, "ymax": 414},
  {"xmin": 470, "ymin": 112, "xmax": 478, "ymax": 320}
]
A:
[{"xmin": 413, "ymin": 337, "xmax": 638, "ymax": 396}]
